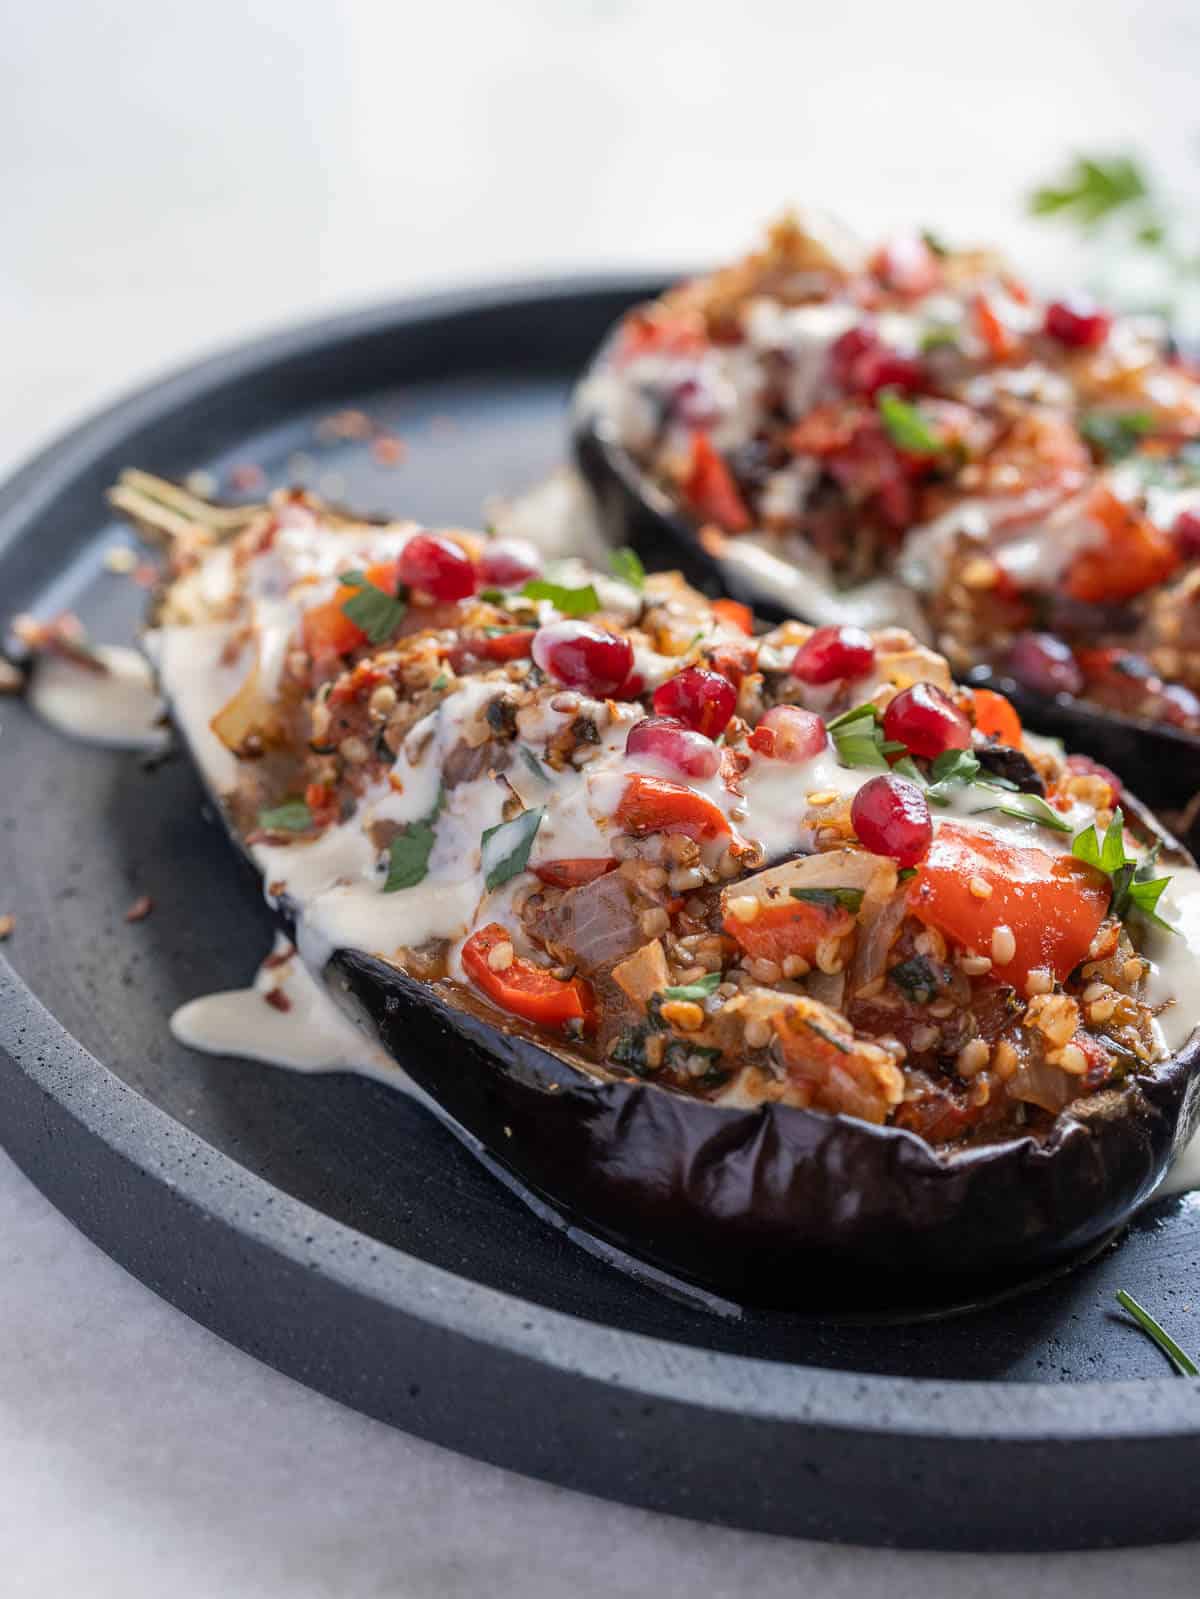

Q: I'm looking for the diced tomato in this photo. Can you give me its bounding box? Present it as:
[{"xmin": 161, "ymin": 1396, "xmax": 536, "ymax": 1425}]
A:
[
  {"xmin": 710, "ymin": 597, "xmax": 754, "ymax": 634},
  {"xmin": 705, "ymin": 638, "xmax": 759, "ymax": 686},
  {"xmin": 909, "ymin": 823, "xmax": 1109, "ymax": 989},
  {"xmin": 614, "ymin": 775, "xmax": 731, "ymax": 840},
  {"xmin": 531, "ymin": 858, "xmax": 617, "ymax": 889},
  {"xmin": 723, "ymin": 898, "xmax": 852, "ymax": 966},
  {"xmin": 682, "ymin": 432, "xmax": 752, "ymax": 533},
  {"xmin": 300, "ymin": 559, "xmax": 403, "ymax": 661},
  {"xmin": 462, "ymin": 923, "xmax": 595, "ymax": 1031},
  {"xmin": 971, "ymin": 688, "xmax": 1023, "ymax": 747},
  {"xmin": 1065, "ymin": 487, "xmax": 1180, "ymax": 603},
  {"xmin": 972, "ymin": 293, "xmax": 1019, "ymax": 361},
  {"xmin": 617, "ymin": 310, "xmax": 706, "ymax": 364},
  {"xmin": 447, "ymin": 629, "xmax": 536, "ymax": 669},
  {"xmin": 303, "ymin": 782, "xmax": 338, "ymax": 828}
]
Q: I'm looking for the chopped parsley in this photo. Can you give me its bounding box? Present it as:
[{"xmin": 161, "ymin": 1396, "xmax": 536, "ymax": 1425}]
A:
[
  {"xmin": 257, "ymin": 799, "xmax": 312, "ymax": 832},
  {"xmin": 890, "ymin": 954, "xmax": 942, "ymax": 1005},
  {"xmin": 827, "ymin": 703, "xmax": 905, "ymax": 770},
  {"xmin": 478, "ymin": 586, "xmax": 506, "ymax": 603},
  {"xmin": 521, "ymin": 577, "xmax": 599, "ymax": 616},
  {"xmin": 662, "ymin": 972, "xmax": 721, "ymax": 1002},
  {"xmin": 802, "ymin": 1016, "xmax": 851, "ymax": 1054},
  {"xmin": 1078, "ymin": 409, "xmax": 1155, "ymax": 463},
  {"xmin": 924, "ymin": 747, "xmax": 981, "ymax": 804},
  {"xmin": 481, "ymin": 806, "xmax": 544, "ymax": 891},
  {"xmin": 340, "ymin": 569, "xmax": 408, "ymax": 644},
  {"xmin": 610, "ymin": 545, "xmax": 646, "ymax": 590},
  {"xmin": 383, "ymin": 787, "xmax": 444, "ymax": 893},
  {"xmin": 1030, "ymin": 153, "xmax": 1150, "ymax": 227},
  {"xmin": 973, "ymin": 794, "xmax": 1073, "ymax": 834},
  {"xmin": 897, "ymin": 866, "xmax": 918, "ymax": 884},
  {"xmin": 1071, "ymin": 810, "xmax": 1174, "ymax": 931},
  {"xmin": 877, "ymin": 390, "xmax": 947, "ymax": 456},
  {"xmin": 789, "ymin": 886, "xmax": 866, "ymax": 915},
  {"xmin": 1115, "ymin": 1289, "xmax": 1198, "ymax": 1377},
  {"xmin": 430, "ymin": 671, "xmax": 450, "ymax": 691}
]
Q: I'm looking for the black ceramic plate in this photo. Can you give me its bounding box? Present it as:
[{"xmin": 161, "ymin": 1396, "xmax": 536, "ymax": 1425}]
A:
[{"xmin": 2, "ymin": 280, "xmax": 1200, "ymax": 1554}]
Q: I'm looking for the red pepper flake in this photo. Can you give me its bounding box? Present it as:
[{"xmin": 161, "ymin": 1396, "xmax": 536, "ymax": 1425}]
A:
[
  {"xmin": 132, "ymin": 562, "xmax": 161, "ymax": 589},
  {"xmin": 124, "ymin": 895, "xmax": 154, "ymax": 923},
  {"xmin": 263, "ymin": 987, "xmax": 292, "ymax": 1012},
  {"xmin": 0, "ymin": 914, "xmax": 14, "ymax": 941},
  {"xmin": 316, "ymin": 408, "xmax": 373, "ymax": 442},
  {"xmin": 371, "ymin": 434, "xmax": 407, "ymax": 467},
  {"xmin": 228, "ymin": 462, "xmax": 266, "ymax": 494}
]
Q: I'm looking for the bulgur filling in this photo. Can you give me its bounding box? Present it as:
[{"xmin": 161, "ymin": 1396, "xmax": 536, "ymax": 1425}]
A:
[
  {"xmin": 579, "ymin": 212, "xmax": 1200, "ymax": 733},
  {"xmin": 141, "ymin": 483, "xmax": 1189, "ymax": 1153}
]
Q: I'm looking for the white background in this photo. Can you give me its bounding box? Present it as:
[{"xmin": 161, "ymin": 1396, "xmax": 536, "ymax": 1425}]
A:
[{"xmin": 3, "ymin": 2, "xmax": 1200, "ymax": 1592}]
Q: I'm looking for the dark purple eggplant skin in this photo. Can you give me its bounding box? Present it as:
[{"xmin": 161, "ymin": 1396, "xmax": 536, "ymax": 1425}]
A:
[
  {"xmin": 572, "ymin": 364, "xmax": 1200, "ymax": 855},
  {"xmin": 170, "ymin": 634, "xmax": 1200, "ymax": 1313},
  {"xmin": 327, "ymin": 941, "xmax": 1199, "ymax": 1311}
]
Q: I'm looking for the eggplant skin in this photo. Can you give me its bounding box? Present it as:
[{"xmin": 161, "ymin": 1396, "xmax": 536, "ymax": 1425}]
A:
[{"xmin": 328, "ymin": 945, "xmax": 1200, "ymax": 1312}]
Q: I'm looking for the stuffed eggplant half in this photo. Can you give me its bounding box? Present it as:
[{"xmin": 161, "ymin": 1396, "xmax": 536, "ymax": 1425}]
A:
[
  {"xmin": 128, "ymin": 476, "xmax": 1200, "ymax": 1309},
  {"xmin": 574, "ymin": 213, "xmax": 1200, "ymax": 827}
]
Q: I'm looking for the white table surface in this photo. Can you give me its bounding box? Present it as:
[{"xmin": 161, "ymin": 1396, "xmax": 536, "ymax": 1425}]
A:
[{"xmin": 3, "ymin": 2, "xmax": 1199, "ymax": 1592}]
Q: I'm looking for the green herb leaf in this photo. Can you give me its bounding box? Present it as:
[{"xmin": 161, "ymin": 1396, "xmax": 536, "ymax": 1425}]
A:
[
  {"xmin": 1079, "ymin": 409, "xmax": 1155, "ymax": 463},
  {"xmin": 897, "ymin": 866, "xmax": 918, "ymax": 883},
  {"xmin": 340, "ymin": 569, "xmax": 408, "ymax": 644},
  {"xmin": 891, "ymin": 755, "xmax": 924, "ymax": 783},
  {"xmin": 1073, "ymin": 810, "xmax": 1176, "ymax": 931},
  {"xmin": 919, "ymin": 325, "xmax": 960, "ymax": 354},
  {"xmin": 481, "ymin": 806, "xmax": 544, "ymax": 891},
  {"xmin": 662, "ymin": 972, "xmax": 722, "ymax": 1002},
  {"xmin": 520, "ymin": 747, "xmax": 548, "ymax": 782},
  {"xmin": 925, "ymin": 747, "xmax": 982, "ymax": 804},
  {"xmin": 921, "ymin": 228, "xmax": 950, "ymax": 258},
  {"xmin": 789, "ymin": 886, "xmax": 866, "ymax": 914},
  {"xmin": 383, "ymin": 787, "xmax": 445, "ymax": 893},
  {"xmin": 890, "ymin": 954, "xmax": 942, "ymax": 1005},
  {"xmin": 257, "ymin": 799, "xmax": 313, "ymax": 832},
  {"xmin": 521, "ymin": 578, "xmax": 599, "ymax": 616},
  {"xmin": 1029, "ymin": 154, "xmax": 1149, "ymax": 225},
  {"xmin": 1115, "ymin": 1289, "xmax": 1198, "ymax": 1377},
  {"xmin": 827, "ymin": 703, "xmax": 896, "ymax": 770},
  {"xmin": 973, "ymin": 796, "xmax": 1073, "ymax": 834},
  {"xmin": 610, "ymin": 546, "xmax": 646, "ymax": 590},
  {"xmin": 430, "ymin": 671, "xmax": 450, "ymax": 691},
  {"xmin": 802, "ymin": 1017, "xmax": 850, "ymax": 1054},
  {"xmin": 826, "ymin": 702, "xmax": 879, "ymax": 732},
  {"xmin": 479, "ymin": 587, "xmax": 506, "ymax": 602},
  {"xmin": 878, "ymin": 390, "xmax": 946, "ymax": 456}
]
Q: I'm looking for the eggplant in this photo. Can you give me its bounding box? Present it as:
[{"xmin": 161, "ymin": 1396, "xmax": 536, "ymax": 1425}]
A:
[
  {"xmin": 572, "ymin": 336, "xmax": 1200, "ymax": 857},
  {"xmin": 126, "ymin": 478, "xmax": 1200, "ymax": 1316}
]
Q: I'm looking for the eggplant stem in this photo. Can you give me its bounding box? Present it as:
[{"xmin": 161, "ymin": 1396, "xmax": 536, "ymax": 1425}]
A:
[{"xmin": 107, "ymin": 470, "xmax": 262, "ymax": 544}]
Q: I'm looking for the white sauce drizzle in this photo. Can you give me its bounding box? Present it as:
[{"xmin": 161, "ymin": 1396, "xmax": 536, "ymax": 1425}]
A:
[{"xmin": 27, "ymin": 644, "xmax": 167, "ymax": 752}]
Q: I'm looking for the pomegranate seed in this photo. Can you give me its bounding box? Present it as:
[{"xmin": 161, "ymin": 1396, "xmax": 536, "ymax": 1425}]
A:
[
  {"xmin": 652, "ymin": 666, "xmax": 736, "ymax": 738},
  {"xmin": 1007, "ymin": 632, "xmax": 1084, "ymax": 699},
  {"xmin": 1044, "ymin": 297, "xmax": 1112, "ymax": 350},
  {"xmin": 791, "ymin": 625, "xmax": 876, "ymax": 685},
  {"xmin": 1064, "ymin": 753, "xmax": 1123, "ymax": 805},
  {"xmin": 626, "ymin": 716, "xmax": 720, "ymax": 779},
  {"xmin": 851, "ymin": 774, "xmax": 932, "ymax": 867},
  {"xmin": 398, "ymin": 533, "xmax": 477, "ymax": 603},
  {"xmin": 479, "ymin": 538, "xmax": 540, "ymax": 588},
  {"xmin": 1171, "ymin": 508, "xmax": 1200, "ymax": 559},
  {"xmin": 532, "ymin": 620, "xmax": 635, "ymax": 696},
  {"xmin": 882, "ymin": 682, "xmax": 971, "ymax": 758},
  {"xmin": 747, "ymin": 704, "xmax": 828, "ymax": 763},
  {"xmin": 829, "ymin": 325, "xmax": 923, "ymax": 397}
]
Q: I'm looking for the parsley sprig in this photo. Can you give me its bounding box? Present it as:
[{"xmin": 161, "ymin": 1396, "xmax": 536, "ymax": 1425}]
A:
[
  {"xmin": 1071, "ymin": 809, "xmax": 1174, "ymax": 931},
  {"xmin": 827, "ymin": 703, "xmax": 906, "ymax": 770},
  {"xmin": 662, "ymin": 972, "xmax": 721, "ymax": 1003},
  {"xmin": 877, "ymin": 391, "xmax": 947, "ymax": 456},
  {"xmin": 257, "ymin": 799, "xmax": 313, "ymax": 832},
  {"xmin": 790, "ymin": 886, "xmax": 865, "ymax": 914},
  {"xmin": 481, "ymin": 806, "xmax": 544, "ymax": 891},
  {"xmin": 1078, "ymin": 409, "xmax": 1155, "ymax": 464},
  {"xmin": 610, "ymin": 546, "xmax": 646, "ymax": 590},
  {"xmin": 383, "ymin": 786, "xmax": 445, "ymax": 893},
  {"xmin": 340, "ymin": 569, "xmax": 408, "ymax": 644},
  {"xmin": 521, "ymin": 578, "xmax": 599, "ymax": 616},
  {"xmin": 973, "ymin": 794, "xmax": 1074, "ymax": 835}
]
